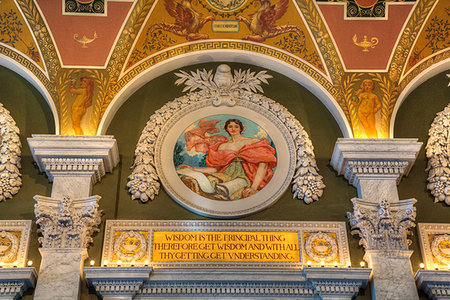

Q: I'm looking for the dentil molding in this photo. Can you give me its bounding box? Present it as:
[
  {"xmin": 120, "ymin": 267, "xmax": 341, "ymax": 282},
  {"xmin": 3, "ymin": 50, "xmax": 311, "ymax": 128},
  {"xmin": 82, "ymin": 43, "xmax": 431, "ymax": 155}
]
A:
[{"xmin": 27, "ymin": 135, "xmax": 119, "ymax": 184}]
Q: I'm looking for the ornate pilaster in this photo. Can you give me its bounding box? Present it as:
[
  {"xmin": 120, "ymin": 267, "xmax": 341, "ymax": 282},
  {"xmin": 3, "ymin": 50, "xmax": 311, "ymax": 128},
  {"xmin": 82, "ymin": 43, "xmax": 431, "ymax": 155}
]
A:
[
  {"xmin": 0, "ymin": 268, "xmax": 37, "ymax": 300},
  {"xmin": 346, "ymin": 198, "xmax": 419, "ymax": 299},
  {"xmin": 332, "ymin": 138, "xmax": 422, "ymax": 300},
  {"xmin": 27, "ymin": 135, "xmax": 119, "ymax": 198},
  {"xmin": 331, "ymin": 138, "xmax": 422, "ymax": 201},
  {"xmin": 84, "ymin": 267, "xmax": 152, "ymax": 300},
  {"xmin": 28, "ymin": 135, "xmax": 118, "ymax": 300},
  {"xmin": 33, "ymin": 195, "xmax": 102, "ymax": 299}
]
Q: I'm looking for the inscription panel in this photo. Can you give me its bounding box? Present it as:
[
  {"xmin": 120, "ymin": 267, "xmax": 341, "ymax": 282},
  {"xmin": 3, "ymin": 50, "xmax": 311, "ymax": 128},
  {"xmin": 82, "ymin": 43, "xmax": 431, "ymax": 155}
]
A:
[{"xmin": 102, "ymin": 220, "xmax": 350, "ymax": 269}]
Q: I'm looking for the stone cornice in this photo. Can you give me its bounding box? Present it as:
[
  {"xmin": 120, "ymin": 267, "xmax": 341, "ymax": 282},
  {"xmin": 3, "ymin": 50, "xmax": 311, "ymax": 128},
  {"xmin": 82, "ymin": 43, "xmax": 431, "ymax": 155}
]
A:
[
  {"xmin": 416, "ymin": 270, "xmax": 450, "ymax": 300},
  {"xmin": 303, "ymin": 267, "xmax": 371, "ymax": 299},
  {"xmin": 0, "ymin": 267, "xmax": 37, "ymax": 299},
  {"xmin": 331, "ymin": 138, "xmax": 422, "ymax": 186},
  {"xmin": 84, "ymin": 267, "xmax": 152, "ymax": 298},
  {"xmin": 27, "ymin": 135, "xmax": 119, "ymax": 183}
]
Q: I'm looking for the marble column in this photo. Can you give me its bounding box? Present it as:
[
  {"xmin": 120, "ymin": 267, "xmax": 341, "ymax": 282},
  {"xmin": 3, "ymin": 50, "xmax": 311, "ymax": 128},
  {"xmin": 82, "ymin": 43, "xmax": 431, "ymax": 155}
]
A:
[
  {"xmin": 28, "ymin": 135, "xmax": 119, "ymax": 300},
  {"xmin": 331, "ymin": 138, "xmax": 422, "ymax": 300}
]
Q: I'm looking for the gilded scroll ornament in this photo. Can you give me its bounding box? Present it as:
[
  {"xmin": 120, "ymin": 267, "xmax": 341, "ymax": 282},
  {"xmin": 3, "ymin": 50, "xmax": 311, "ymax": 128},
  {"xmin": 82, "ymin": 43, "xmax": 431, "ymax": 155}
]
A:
[
  {"xmin": 128, "ymin": 65, "xmax": 325, "ymax": 216},
  {"xmin": 426, "ymin": 102, "xmax": 450, "ymax": 205}
]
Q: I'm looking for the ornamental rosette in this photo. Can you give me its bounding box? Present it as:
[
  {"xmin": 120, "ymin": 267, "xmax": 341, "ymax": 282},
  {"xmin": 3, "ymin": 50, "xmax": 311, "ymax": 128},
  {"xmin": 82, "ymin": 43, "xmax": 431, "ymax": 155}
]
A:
[
  {"xmin": 128, "ymin": 65, "xmax": 325, "ymax": 204},
  {"xmin": 0, "ymin": 103, "xmax": 22, "ymax": 202},
  {"xmin": 426, "ymin": 102, "xmax": 450, "ymax": 205}
]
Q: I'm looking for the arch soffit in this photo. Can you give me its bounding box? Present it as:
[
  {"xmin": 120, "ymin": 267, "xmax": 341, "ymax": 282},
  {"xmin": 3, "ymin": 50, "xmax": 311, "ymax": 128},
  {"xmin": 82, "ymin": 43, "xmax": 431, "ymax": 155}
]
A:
[
  {"xmin": 0, "ymin": 54, "xmax": 59, "ymax": 134},
  {"xmin": 98, "ymin": 50, "xmax": 352, "ymax": 138},
  {"xmin": 390, "ymin": 58, "xmax": 450, "ymax": 137}
]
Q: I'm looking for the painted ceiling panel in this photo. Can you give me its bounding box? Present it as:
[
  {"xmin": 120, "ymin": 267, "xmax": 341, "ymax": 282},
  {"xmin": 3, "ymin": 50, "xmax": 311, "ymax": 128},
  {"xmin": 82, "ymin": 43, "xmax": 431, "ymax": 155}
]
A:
[
  {"xmin": 125, "ymin": 0, "xmax": 325, "ymax": 74},
  {"xmin": 0, "ymin": 1, "xmax": 44, "ymax": 69},
  {"xmin": 403, "ymin": 0, "xmax": 449, "ymax": 78},
  {"xmin": 35, "ymin": 0, "xmax": 133, "ymax": 67},
  {"xmin": 318, "ymin": 2, "xmax": 414, "ymax": 71}
]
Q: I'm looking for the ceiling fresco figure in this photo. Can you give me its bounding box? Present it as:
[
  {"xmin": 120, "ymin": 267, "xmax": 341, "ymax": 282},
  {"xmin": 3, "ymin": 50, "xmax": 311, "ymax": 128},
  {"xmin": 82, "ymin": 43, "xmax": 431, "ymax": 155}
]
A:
[
  {"xmin": 237, "ymin": 0, "xmax": 304, "ymax": 43},
  {"xmin": 149, "ymin": 0, "xmax": 215, "ymax": 41}
]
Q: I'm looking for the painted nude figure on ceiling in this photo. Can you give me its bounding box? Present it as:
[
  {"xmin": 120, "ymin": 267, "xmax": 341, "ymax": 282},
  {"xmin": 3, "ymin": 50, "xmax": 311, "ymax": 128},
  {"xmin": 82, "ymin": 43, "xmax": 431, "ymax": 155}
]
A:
[
  {"xmin": 355, "ymin": 79, "xmax": 382, "ymax": 138},
  {"xmin": 70, "ymin": 76, "xmax": 94, "ymax": 135}
]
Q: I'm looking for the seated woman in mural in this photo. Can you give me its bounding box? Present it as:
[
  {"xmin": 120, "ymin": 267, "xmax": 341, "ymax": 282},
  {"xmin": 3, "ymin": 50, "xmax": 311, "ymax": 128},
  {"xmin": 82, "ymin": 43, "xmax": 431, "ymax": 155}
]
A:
[{"xmin": 178, "ymin": 119, "xmax": 277, "ymax": 200}]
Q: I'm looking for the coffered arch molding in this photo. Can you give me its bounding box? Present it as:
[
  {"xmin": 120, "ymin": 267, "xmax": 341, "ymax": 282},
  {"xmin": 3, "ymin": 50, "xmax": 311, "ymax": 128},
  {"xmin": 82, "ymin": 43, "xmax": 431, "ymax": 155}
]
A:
[
  {"xmin": 391, "ymin": 58, "xmax": 450, "ymax": 137},
  {"xmin": 97, "ymin": 50, "xmax": 352, "ymax": 138},
  {"xmin": 0, "ymin": 53, "xmax": 59, "ymax": 134}
]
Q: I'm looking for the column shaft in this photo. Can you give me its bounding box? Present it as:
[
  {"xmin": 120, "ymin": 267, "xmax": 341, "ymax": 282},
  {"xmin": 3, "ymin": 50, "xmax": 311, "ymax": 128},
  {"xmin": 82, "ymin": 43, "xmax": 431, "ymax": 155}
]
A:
[{"xmin": 34, "ymin": 248, "xmax": 86, "ymax": 300}]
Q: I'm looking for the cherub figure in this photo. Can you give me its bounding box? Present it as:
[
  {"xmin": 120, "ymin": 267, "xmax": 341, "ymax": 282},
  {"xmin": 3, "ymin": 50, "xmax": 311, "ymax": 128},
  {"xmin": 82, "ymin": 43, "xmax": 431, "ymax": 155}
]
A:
[
  {"xmin": 70, "ymin": 76, "xmax": 94, "ymax": 135},
  {"xmin": 354, "ymin": 79, "xmax": 382, "ymax": 138}
]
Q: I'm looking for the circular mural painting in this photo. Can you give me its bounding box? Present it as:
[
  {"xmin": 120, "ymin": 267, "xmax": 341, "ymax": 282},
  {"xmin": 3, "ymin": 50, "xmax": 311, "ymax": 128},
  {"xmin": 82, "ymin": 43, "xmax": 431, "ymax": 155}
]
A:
[
  {"xmin": 206, "ymin": 0, "xmax": 248, "ymax": 12},
  {"xmin": 174, "ymin": 115, "xmax": 277, "ymax": 201}
]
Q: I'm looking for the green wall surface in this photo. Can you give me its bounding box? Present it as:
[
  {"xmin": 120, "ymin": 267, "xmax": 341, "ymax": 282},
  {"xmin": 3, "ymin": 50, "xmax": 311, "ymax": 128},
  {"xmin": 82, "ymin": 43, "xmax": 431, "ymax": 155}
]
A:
[
  {"xmin": 1, "ymin": 62, "xmax": 447, "ymax": 299},
  {"xmin": 395, "ymin": 70, "xmax": 450, "ymax": 270},
  {"xmin": 0, "ymin": 66, "xmax": 54, "ymax": 298}
]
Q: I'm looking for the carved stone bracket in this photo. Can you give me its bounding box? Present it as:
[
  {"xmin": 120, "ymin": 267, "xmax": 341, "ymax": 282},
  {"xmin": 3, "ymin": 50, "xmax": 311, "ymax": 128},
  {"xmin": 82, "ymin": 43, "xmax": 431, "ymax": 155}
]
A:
[
  {"xmin": 347, "ymin": 198, "xmax": 416, "ymax": 251},
  {"xmin": 34, "ymin": 195, "xmax": 101, "ymax": 249},
  {"xmin": 27, "ymin": 135, "xmax": 119, "ymax": 184},
  {"xmin": 331, "ymin": 138, "xmax": 422, "ymax": 201},
  {"xmin": 0, "ymin": 267, "xmax": 37, "ymax": 300},
  {"xmin": 416, "ymin": 270, "xmax": 450, "ymax": 300},
  {"xmin": 303, "ymin": 268, "xmax": 371, "ymax": 300},
  {"xmin": 426, "ymin": 103, "xmax": 450, "ymax": 205},
  {"xmin": 85, "ymin": 267, "xmax": 152, "ymax": 299}
]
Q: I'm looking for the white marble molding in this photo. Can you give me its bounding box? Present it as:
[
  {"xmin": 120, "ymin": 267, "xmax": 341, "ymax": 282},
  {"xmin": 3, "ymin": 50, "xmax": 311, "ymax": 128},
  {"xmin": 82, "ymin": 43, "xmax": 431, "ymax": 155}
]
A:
[
  {"xmin": 0, "ymin": 220, "xmax": 31, "ymax": 267},
  {"xmin": 0, "ymin": 267, "xmax": 37, "ymax": 299},
  {"xmin": 0, "ymin": 103, "xmax": 22, "ymax": 202},
  {"xmin": 416, "ymin": 269, "xmax": 450, "ymax": 300},
  {"xmin": 101, "ymin": 220, "xmax": 350, "ymax": 269},
  {"xmin": 84, "ymin": 267, "xmax": 370, "ymax": 299},
  {"xmin": 128, "ymin": 64, "xmax": 325, "ymax": 218},
  {"xmin": 417, "ymin": 223, "xmax": 450, "ymax": 270},
  {"xmin": 426, "ymin": 103, "xmax": 450, "ymax": 205}
]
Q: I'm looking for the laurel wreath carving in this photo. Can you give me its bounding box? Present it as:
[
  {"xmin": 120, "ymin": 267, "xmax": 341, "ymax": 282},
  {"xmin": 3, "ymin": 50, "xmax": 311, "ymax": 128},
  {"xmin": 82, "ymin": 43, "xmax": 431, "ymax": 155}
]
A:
[
  {"xmin": 426, "ymin": 102, "xmax": 450, "ymax": 205},
  {"xmin": 128, "ymin": 66, "xmax": 325, "ymax": 204},
  {"xmin": 0, "ymin": 103, "xmax": 21, "ymax": 202}
]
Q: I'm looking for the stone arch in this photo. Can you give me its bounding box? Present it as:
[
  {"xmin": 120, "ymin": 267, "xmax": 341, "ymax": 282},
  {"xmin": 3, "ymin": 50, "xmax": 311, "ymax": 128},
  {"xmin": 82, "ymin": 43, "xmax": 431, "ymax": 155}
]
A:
[
  {"xmin": 0, "ymin": 53, "xmax": 59, "ymax": 134},
  {"xmin": 390, "ymin": 58, "xmax": 450, "ymax": 137},
  {"xmin": 97, "ymin": 49, "xmax": 352, "ymax": 138}
]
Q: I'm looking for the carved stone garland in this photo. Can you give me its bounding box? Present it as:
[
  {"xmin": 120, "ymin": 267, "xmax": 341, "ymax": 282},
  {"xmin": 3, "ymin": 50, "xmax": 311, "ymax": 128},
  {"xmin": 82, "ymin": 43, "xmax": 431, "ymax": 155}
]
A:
[
  {"xmin": 347, "ymin": 198, "xmax": 416, "ymax": 250},
  {"xmin": 0, "ymin": 103, "xmax": 21, "ymax": 202},
  {"xmin": 426, "ymin": 102, "xmax": 450, "ymax": 205},
  {"xmin": 128, "ymin": 65, "xmax": 325, "ymax": 204}
]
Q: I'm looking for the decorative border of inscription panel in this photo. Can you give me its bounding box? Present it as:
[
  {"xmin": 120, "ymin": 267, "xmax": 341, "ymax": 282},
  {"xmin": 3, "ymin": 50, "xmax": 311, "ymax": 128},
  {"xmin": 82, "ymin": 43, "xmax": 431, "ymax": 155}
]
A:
[
  {"xmin": 418, "ymin": 223, "xmax": 450, "ymax": 270},
  {"xmin": 0, "ymin": 220, "xmax": 31, "ymax": 267},
  {"xmin": 101, "ymin": 220, "xmax": 350, "ymax": 269}
]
